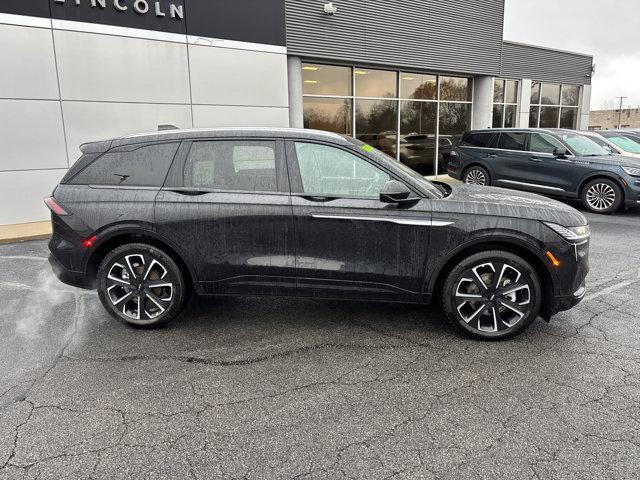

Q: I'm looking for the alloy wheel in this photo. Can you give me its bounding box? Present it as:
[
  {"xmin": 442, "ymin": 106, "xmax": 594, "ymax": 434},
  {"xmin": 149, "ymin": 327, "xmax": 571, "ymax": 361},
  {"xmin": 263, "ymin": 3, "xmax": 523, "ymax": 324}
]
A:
[
  {"xmin": 106, "ymin": 253, "xmax": 174, "ymax": 323},
  {"xmin": 465, "ymin": 169, "xmax": 486, "ymax": 186},
  {"xmin": 454, "ymin": 261, "xmax": 531, "ymax": 333},
  {"xmin": 585, "ymin": 183, "xmax": 616, "ymax": 211}
]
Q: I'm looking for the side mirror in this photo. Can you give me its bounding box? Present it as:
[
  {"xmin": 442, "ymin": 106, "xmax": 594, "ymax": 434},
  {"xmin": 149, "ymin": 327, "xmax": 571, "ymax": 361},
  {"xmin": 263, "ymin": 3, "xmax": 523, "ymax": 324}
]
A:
[
  {"xmin": 553, "ymin": 147, "xmax": 569, "ymax": 158},
  {"xmin": 380, "ymin": 180, "xmax": 417, "ymax": 204}
]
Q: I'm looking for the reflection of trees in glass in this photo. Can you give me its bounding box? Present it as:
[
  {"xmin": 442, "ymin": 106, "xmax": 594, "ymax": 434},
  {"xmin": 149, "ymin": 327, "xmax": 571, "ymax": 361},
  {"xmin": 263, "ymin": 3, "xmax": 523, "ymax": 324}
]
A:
[
  {"xmin": 440, "ymin": 78, "xmax": 471, "ymax": 101},
  {"xmin": 439, "ymin": 103, "xmax": 471, "ymax": 139},
  {"xmin": 408, "ymin": 81, "xmax": 437, "ymax": 101},
  {"xmin": 560, "ymin": 108, "xmax": 577, "ymax": 129},
  {"xmin": 355, "ymin": 99, "xmax": 397, "ymax": 157},
  {"xmin": 539, "ymin": 106, "xmax": 560, "ymax": 128},
  {"xmin": 401, "ymin": 101, "xmax": 436, "ymax": 134},
  {"xmin": 355, "ymin": 99, "xmax": 397, "ymax": 135},
  {"xmin": 303, "ymin": 99, "xmax": 351, "ymax": 134}
]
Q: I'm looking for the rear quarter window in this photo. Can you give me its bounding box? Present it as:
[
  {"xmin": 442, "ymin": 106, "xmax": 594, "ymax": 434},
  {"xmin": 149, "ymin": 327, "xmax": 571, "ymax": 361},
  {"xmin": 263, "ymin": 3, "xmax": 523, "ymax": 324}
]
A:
[{"xmin": 68, "ymin": 142, "xmax": 179, "ymax": 187}]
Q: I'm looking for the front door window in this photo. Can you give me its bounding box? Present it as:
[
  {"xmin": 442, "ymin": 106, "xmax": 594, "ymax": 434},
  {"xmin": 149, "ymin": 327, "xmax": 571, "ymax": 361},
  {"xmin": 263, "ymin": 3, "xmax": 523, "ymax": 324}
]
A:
[{"xmin": 293, "ymin": 142, "xmax": 390, "ymax": 197}]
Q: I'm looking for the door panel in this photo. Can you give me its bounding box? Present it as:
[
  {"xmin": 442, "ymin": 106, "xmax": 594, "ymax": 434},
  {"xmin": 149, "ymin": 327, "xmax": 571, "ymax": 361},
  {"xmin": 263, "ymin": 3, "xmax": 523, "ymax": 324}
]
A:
[
  {"xmin": 492, "ymin": 132, "xmax": 534, "ymax": 186},
  {"xmin": 155, "ymin": 138, "xmax": 296, "ymax": 295},
  {"xmin": 155, "ymin": 190, "xmax": 295, "ymax": 294},
  {"xmin": 287, "ymin": 140, "xmax": 431, "ymax": 301},
  {"xmin": 523, "ymin": 133, "xmax": 588, "ymax": 193}
]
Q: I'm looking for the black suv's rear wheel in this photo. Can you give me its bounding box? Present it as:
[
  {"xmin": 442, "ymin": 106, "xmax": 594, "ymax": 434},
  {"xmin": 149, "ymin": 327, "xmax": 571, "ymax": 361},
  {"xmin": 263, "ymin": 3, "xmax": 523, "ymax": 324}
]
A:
[
  {"xmin": 581, "ymin": 178, "xmax": 622, "ymax": 214},
  {"xmin": 463, "ymin": 166, "xmax": 490, "ymax": 186},
  {"xmin": 97, "ymin": 243, "xmax": 186, "ymax": 327},
  {"xmin": 442, "ymin": 251, "xmax": 542, "ymax": 340}
]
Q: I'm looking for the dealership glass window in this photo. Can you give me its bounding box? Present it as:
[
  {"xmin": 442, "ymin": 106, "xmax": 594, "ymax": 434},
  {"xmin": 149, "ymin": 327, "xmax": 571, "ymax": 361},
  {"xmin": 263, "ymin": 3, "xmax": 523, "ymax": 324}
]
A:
[
  {"xmin": 401, "ymin": 73, "xmax": 437, "ymax": 100},
  {"xmin": 303, "ymin": 97, "xmax": 352, "ymax": 135},
  {"xmin": 541, "ymin": 83, "xmax": 561, "ymax": 105},
  {"xmin": 439, "ymin": 103, "xmax": 472, "ymax": 146},
  {"xmin": 301, "ymin": 63, "xmax": 351, "ymax": 96},
  {"xmin": 560, "ymin": 107, "xmax": 578, "ymax": 129},
  {"xmin": 355, "ymin": 99, "xmax": 398, "ymax": 158},
  {"xmin": 492, "ymin": 79, "xmax": 519, "ymax": 128},
  {"xmin": 529, "ymin": 82, "xmax": 581, "ymax": 128},
  {"xmin": 400, "ymin": 101, "xmax": 438, "ymax": 175},
  {"xmin": 300, "ymin": 63, "xmax": 472, "ymax": 176},
  {"xmin": 540, "ymin": 106, "xmax": 560, "ymax": 128},
  {"xmin": 354, "ymin": 68, "xmax": 397, "ymax": 98},
  {"xmin": 440, "ymin": 76, "xmax": 472, "ymax": 101}
]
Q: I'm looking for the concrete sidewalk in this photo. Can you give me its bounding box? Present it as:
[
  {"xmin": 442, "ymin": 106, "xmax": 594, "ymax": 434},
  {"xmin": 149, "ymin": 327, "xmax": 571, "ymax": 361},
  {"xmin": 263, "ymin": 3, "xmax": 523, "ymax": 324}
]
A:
[{"xmin": 0, "ymin": 221, "xmax": 52, "ymax": 245}]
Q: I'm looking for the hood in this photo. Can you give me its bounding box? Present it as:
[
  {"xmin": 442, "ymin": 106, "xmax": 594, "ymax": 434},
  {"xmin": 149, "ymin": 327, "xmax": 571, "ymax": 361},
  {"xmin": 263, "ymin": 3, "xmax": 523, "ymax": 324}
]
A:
[
  {"xmin": 435, "ymin": 184, "xmax": 587, "ymax": 226},
  {"xmin": 581, "ymin": 154, "xmax": 640, "ymax": 168}
]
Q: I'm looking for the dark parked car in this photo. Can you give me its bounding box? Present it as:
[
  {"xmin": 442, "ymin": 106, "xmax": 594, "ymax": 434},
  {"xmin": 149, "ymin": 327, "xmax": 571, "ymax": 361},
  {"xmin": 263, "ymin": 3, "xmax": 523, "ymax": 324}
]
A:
[
  {"xmin": 448, "ymin": 128, "xmax": 640, "ymax": 214},
  {"xmin": 47, "ymin": 128, "xmax": 590, "ymax": 340}
]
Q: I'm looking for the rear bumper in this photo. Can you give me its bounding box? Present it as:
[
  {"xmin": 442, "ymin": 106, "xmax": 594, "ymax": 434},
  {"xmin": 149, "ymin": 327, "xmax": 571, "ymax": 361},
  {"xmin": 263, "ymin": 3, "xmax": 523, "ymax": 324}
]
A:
[{"xmin": 48, "ymin": 252, "xmax": 93, "ymax": 289}]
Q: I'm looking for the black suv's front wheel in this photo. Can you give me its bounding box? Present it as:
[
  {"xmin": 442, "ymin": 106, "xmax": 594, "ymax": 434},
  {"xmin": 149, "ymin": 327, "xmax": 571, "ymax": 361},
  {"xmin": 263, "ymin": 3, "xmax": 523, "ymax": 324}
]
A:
[
  {"xmin": 97, "ymin": 243, "xmax": 186, "ymax": 327},
  {"xmin": 442, "ymin": 251, "xmax": 542, "ymax": 340}
]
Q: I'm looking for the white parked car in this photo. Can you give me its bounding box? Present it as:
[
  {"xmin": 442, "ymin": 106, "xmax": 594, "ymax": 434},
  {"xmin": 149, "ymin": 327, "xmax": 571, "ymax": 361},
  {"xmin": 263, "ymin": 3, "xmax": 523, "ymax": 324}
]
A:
[{"xmin": 582, "ymin": 130, "xmax": 640, "ymax": 158}]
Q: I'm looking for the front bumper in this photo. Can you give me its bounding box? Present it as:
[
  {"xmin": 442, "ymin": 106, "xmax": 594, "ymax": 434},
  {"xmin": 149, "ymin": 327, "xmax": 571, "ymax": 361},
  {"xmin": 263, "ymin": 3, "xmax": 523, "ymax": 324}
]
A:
[
  {"xmin": 623, "ymin": 178, "xmax": 640, "ymax": 207},
  {"xmin": 552, "ymin": 281, "xmax": 586, "ymax": 314},
  {"xmin": 547, "ymin": 237, "xmax": 589, "ymax": 317}
]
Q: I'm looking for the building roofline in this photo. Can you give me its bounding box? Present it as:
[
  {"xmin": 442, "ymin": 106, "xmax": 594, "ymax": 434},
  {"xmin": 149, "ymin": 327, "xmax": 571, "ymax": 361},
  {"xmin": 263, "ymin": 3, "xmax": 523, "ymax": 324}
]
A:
[{"xmin": 502, "ymin": 40, "xmax": 593, "ymax": 60}]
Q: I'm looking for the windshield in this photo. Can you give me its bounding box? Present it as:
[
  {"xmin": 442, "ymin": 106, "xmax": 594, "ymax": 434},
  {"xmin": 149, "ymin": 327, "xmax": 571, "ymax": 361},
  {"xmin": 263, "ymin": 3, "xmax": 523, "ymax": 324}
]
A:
[
  {"xmin": 605, "ymin": 135, "xmax": 640, "ymax": 154},
  {"xmin": 342, "ymin": 136, "xmax": 444, "ymax": 198},
  {"xmin": 586, "ymin": 135, "xmax": 615, "ymax": 153},
  {"xmin": 558, "ymin": 133, "xmax": 610, "ymax": 157}
]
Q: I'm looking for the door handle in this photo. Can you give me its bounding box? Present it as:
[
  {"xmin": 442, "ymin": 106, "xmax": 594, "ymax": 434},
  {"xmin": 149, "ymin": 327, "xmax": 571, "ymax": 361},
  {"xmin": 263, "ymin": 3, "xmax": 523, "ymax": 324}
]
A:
[
  {"xmin": 299, "ymin": 195, "xmax": 337, "ymax": 202},
  {"xmin": 529, "ymin": 157, "xmax": 542, "ymax": 162},
  {"xmin": 487, "ymin": 154, "xmax": 497, "ymax": 158},
  {"xmin": 166, "ymin": 188, "xmax": 210, "ymax": 196}
]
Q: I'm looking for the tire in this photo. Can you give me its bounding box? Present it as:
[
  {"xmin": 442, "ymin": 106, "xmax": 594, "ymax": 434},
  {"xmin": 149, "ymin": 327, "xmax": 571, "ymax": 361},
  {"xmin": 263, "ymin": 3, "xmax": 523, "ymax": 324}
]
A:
[
  {"xmin": 442, "ymin": 250, "xmax": 542, "ymax": 340},
  {"xmin": 581, "ymin": 178, "xmax": 623, "ymax": 214},
  {"xmin": 463, "ymin": 165, "xmax": 490, "ymax": 186},
  {"xmin": 97, "ymin": 243, "xmax": 186, "ymax": 327}
]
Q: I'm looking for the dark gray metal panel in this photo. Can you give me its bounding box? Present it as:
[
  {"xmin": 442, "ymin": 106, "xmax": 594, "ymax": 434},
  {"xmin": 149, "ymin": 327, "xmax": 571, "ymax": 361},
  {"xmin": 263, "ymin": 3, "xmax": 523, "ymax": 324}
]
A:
[
  {"xmin": 500, "ymin": 41, "xmax": 593, "ymax": 85},
  {"xmin": 286, "ymin": 0, "xmax": 504, "ymax": 75}
]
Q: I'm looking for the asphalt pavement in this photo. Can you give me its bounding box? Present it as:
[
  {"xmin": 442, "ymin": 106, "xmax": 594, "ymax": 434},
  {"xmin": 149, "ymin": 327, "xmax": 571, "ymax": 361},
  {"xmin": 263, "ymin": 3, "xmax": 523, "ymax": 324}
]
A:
[{"xmin": 1, "ymin": 205, "xmax": 640, "ymax": 479}]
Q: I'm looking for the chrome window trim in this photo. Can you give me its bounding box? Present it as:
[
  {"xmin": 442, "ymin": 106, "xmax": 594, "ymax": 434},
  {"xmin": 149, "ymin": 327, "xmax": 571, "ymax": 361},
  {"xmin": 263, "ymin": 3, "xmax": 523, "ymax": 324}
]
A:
[
  {"xmin": 458, "ymin": 144, "xmax": 575, "ymax": 158},
  {"xmin": 496, "ymin": 179, "xmax": 565, "ymax": 192}
]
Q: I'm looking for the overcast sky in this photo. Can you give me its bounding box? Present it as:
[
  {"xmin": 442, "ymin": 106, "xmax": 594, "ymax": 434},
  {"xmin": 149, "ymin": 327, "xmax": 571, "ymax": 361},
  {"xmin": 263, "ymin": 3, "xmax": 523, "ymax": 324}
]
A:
[{"xmin": 503, "ymin": 0, "xmax": 640, "ymax": 110}]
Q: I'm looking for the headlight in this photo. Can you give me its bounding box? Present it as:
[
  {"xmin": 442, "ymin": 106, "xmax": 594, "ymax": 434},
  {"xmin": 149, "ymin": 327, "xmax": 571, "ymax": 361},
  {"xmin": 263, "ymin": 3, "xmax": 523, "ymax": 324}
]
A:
[
  {"xmin": 543, "ymin": 222, "xmax": 590, "ymax": 242},
  {"xmin": 622, "ymin": 166, "xmax": 640, "ymax": 177}
]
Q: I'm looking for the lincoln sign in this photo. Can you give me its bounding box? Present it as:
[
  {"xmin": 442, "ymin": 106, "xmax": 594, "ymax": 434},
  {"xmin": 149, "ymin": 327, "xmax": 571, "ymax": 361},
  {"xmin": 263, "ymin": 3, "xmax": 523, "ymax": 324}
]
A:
[{"xmin": 53, "ymin": 0, "xmax": 184, "ymax": 20}]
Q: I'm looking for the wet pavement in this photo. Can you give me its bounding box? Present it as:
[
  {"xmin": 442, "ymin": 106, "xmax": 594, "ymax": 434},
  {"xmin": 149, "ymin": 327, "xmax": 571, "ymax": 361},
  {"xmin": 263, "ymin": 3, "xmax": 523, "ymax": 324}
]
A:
[{"xmin": 1, "ymin": 206, "xmax": 640, "ymax": 479}]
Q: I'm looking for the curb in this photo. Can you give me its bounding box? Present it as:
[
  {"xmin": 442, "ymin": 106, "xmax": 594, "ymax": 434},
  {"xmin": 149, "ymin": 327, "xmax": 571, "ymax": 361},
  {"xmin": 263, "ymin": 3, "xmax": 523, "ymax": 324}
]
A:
[{"xmin": 0, "ymin": 222, "xmax": 52, "ymax": 245}]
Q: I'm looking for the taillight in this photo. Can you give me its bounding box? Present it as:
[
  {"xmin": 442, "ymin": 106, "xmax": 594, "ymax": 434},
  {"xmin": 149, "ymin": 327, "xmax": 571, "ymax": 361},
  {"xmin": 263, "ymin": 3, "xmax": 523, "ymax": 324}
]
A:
[
  {"xmin": 82, "ymin": 235, "xmax": 98, "ymax": 248},
  {"xmin": 44, "ymin": 197, "xmax": 68, "ymax": 216}
]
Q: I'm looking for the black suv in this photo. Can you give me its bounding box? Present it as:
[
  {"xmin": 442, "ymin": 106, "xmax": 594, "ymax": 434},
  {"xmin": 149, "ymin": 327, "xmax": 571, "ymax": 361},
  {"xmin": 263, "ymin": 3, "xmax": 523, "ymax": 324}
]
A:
[
  {"xmin": 47, "ymin": 128, "xmax": 589, "ymax": 340},
  {"xmin": 448, "ymin": 128, "xmax": 640, "ymax": 214}
]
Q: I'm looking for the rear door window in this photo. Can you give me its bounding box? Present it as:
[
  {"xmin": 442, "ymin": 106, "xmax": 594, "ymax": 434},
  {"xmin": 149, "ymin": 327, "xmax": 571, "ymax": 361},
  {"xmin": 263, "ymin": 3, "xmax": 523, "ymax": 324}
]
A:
[
  {"xmin": 497, "ymin": 132, "xmax": 528, "ymax": 151},
  {"xmin": 69, "ymin": 142, "xmax": 179, "ymax": 187},
  {"xmin": 530, "ymin": 133, "xmax": 565, "ymax": 154},
  {"xmin": 460, "ymin": 132, "xmax": 497, "ymax": 148},
  {"xmin": 183, "ymin": 140, "xmax": 278, "ymax": 192}
]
